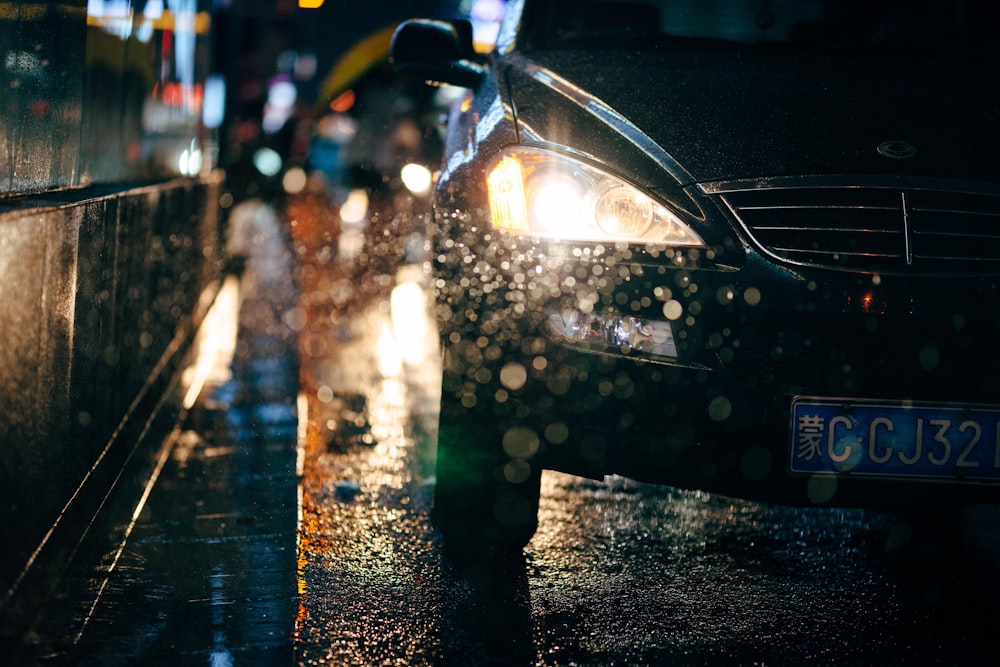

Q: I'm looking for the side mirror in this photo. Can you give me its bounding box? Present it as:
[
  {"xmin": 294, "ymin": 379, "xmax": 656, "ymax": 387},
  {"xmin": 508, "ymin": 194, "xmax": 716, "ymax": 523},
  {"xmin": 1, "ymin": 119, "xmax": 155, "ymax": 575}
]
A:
[{"xmin": 390, "ymin": 19, "xmax": 486, "ymax": 89}]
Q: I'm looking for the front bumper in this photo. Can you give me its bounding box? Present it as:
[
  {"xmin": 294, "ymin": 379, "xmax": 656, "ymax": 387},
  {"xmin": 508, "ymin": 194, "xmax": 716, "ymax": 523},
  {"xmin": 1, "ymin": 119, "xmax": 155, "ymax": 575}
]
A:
[{"xmin": 436, "ymin": 236, "xmax": 1000, "ymax": 510}]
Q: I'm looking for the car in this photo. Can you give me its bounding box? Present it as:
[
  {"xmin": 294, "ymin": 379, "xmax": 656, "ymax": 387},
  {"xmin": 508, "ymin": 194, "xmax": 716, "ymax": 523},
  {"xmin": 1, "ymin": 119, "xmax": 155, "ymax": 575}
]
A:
[{"xmin": 390, "ymin": 0, "xmax": 1000, "ymax": 563}]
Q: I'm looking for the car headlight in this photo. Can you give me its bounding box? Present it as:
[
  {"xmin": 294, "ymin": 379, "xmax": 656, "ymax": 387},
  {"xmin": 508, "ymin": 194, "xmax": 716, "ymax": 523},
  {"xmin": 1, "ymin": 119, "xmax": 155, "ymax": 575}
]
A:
[{"xmin": 487, "ymin": 147, "xmax": 704, "ymax": 246}]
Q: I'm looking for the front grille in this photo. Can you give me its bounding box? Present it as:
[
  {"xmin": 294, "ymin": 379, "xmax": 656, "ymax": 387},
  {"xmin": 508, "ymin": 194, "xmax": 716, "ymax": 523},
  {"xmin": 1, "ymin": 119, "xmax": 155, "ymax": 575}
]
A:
[{"xmin": 720, "ymin": 186, "xmax": 1000, "ymax": 274}]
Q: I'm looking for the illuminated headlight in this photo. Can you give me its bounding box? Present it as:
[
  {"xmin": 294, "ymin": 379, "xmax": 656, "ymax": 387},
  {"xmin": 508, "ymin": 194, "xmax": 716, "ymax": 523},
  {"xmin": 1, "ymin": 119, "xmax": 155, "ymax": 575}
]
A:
[
  {"xmin": 546, "ymin": 308, "xmax": 678, "ymax": 359},
  {"xmin": 487, "ymin": 147, "xmax": 704, "ymax": 246}
]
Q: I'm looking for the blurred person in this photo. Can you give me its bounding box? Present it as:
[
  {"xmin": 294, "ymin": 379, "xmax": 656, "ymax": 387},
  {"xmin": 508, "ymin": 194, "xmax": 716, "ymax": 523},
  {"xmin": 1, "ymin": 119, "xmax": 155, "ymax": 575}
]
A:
[
  {"xmin": 285, "ymin": 169, "xmax": 343, "ymax": 317},
  {"xmin": 335, "ymin": 63, "xmax": 444, "ymax": 277}
]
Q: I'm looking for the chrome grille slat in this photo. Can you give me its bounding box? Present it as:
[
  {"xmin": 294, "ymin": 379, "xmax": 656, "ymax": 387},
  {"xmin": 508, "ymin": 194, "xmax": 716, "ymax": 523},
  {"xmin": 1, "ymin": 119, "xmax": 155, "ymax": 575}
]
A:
[
  {"xmin": 774, "ymin": 247, "xmax": 902, "ymax": 259},
  {"xmin": 755, "ymin": 225, "xmax": 899, "ymax": 233},
  {"xmin": 720, "ymin": 186, "xmax": 1000, "ymax": 274},
  {"xmin": 915, "ymin": 230, "xmax": 1000, "ymax": 239}
]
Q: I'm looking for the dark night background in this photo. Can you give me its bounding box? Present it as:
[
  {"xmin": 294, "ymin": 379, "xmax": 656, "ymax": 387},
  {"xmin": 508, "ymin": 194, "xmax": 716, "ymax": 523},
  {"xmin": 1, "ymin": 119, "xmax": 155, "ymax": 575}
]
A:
[{"xmin": 219, "ymin": 0, "xmax": 459, "ymax": 110}]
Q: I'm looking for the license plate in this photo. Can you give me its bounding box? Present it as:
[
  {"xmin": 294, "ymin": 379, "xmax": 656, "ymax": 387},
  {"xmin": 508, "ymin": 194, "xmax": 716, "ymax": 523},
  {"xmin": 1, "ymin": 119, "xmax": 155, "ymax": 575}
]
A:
[{"xmin": 790, "ymin": 397, "xmax": 1000, "ymax": 481}]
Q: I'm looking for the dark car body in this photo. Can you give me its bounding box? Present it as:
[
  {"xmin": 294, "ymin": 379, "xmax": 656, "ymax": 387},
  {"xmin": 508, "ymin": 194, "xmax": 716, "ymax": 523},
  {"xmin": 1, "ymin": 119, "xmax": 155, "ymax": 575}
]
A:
[{"xmin": 391, "ymin": 0, "xmax": 1000, "ymax": 559}]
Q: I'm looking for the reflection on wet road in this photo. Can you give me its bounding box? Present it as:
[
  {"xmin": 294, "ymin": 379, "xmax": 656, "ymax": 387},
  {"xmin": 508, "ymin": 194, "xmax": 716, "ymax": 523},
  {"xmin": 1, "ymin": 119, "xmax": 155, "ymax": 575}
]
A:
[
  {"xmin": 23, "ymin": 196, "xmax": 1000, "ymax": 665},
  {"xmin": 17, "ymin": 200, "xmax": 303, "ymax": 665},
  {"xmin": 293, "ymin": 200, "xmax": 1000, "ymax": 665}
]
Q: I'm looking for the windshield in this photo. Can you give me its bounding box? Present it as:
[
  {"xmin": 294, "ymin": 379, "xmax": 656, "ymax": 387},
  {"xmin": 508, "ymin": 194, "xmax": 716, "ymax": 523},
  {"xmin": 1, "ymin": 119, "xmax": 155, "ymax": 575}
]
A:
[{"xmin": 529, "ymin": 0, "xmax": 1000, "ymax": 61}]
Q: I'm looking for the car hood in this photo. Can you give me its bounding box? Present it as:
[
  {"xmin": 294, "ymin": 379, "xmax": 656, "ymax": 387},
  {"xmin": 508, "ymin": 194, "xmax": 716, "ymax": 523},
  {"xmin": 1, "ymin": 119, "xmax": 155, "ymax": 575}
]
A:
[{"xmin": 506, "ymin": 49, "xmax": 1000, "ymax": 186}]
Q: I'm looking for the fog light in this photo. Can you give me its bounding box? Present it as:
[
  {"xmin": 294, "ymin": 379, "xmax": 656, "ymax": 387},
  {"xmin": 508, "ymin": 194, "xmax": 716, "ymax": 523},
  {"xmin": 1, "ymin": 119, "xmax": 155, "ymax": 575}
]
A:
[{"xmin": 545, "ymin": 308, "xmax": 677, "ymax": 359}]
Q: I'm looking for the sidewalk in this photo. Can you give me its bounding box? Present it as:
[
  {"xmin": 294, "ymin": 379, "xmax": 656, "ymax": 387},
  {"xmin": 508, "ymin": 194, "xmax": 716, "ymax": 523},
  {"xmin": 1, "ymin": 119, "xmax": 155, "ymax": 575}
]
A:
[{"xmin": 18, "ymin": 199, "xmax": 303, "ymax": 665}]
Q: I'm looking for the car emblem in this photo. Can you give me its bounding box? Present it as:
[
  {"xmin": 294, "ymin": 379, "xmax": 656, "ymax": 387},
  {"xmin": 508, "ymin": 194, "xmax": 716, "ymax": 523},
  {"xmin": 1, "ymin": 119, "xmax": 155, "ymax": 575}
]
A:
[{"xmin": 876, "ymin": 140, "xmax": 917, "ymax": 160}]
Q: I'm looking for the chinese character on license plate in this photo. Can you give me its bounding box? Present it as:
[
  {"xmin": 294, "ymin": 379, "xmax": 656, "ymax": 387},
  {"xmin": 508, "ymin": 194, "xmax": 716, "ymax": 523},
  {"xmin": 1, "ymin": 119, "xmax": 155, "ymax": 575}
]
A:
[{"xmin": 790, "ymin": 397, "xmax": 1000, "ymax": 481}]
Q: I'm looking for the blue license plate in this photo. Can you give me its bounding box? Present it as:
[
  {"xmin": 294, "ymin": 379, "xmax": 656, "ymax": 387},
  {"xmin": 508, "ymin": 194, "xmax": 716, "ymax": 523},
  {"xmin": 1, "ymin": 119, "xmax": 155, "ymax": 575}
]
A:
[{"xmin": 790, "ymin": 397, "xmax": 1000, "ymax": 481}]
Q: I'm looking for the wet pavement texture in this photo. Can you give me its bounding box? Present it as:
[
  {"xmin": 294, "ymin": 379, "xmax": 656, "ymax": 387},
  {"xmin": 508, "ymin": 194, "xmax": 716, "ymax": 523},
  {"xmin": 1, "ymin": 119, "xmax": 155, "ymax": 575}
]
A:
[
  {"xmin": 16, "ymin": 194, "xmax": 1000, "ymax": 665},
  {"xmin": 15, "ymin": 200, "xmax": 303, "ymax": 665},
  {"xmin": 289, "ymin": 195, "xmax": 1000, "ymax": 666}
]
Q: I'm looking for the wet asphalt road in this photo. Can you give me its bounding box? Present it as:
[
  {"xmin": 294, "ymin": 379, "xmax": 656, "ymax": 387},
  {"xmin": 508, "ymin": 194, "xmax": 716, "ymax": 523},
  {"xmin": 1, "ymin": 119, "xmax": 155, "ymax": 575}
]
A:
[
  {"xmin": 22, "ymin": 197, "xmax": 1000, "ymax": 665},
  {"xmin": 291, "ymin": 206, "xmax": 1000, "ymax": 666}
]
